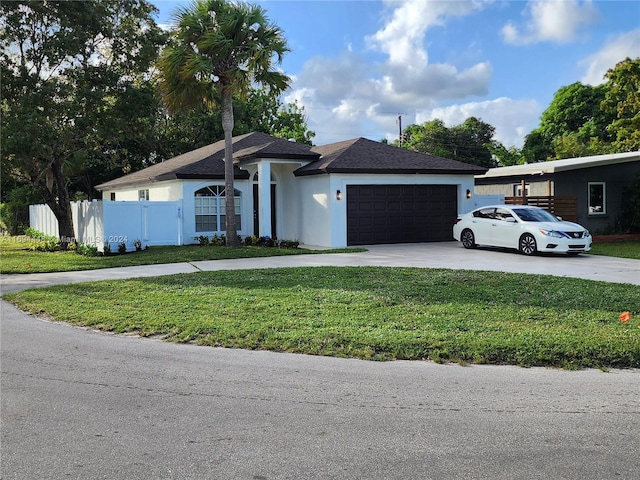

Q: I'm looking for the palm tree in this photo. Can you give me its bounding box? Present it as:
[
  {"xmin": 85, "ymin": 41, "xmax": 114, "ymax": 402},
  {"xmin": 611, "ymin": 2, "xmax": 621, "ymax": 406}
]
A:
[{"xmin": 158, "ymin": 0, "xmax": 290, "ymax": 246}]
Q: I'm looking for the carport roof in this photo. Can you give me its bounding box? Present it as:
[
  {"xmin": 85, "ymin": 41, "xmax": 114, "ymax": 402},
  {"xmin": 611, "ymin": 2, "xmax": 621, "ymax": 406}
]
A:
[{"xmin": 476, "ymin": 151, "xmax": 640, "ymax": 179}]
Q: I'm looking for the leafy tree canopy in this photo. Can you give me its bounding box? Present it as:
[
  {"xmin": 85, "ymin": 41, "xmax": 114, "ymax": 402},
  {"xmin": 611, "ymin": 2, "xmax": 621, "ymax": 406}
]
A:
[
  {"xmin": 400, "ymin": 117, "xmax": 498, "ymax": 168},
  {"xmin": 523, "ymin": 57, "xmax": 639, "ymax": 161},
  {"xmin": 602, "ymin": 57, "xmax": 640, "ymax": 152},
  {"xmin": 157, "ymin": 88, "xmax": 315, "ymax": 161},
  {"xmin": 1, "ymin": 0, "xmax": 165, "ymax": 246}
]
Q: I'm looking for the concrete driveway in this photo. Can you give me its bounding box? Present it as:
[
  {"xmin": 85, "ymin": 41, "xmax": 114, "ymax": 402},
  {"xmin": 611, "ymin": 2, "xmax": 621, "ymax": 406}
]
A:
[{"xmin": 2, "ymin": 242, "xmax": 639, "ymax": 294}]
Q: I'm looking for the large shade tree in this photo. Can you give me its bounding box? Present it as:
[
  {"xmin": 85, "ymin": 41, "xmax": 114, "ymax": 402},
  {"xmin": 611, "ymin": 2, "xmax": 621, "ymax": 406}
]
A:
[
  {"xmin": 1, "ymin": 0, "xmax": 164, "ymax": 248},
  {"xmin": 158, "ymin": 0, "xmax": 290, "ymax": 246}
]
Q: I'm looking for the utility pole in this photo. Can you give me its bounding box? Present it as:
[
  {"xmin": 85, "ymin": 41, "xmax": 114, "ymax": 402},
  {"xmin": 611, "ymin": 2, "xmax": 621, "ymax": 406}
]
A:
[{"xmin": 398, "ymin": 114, "xmax": 402, "ymax": 147}]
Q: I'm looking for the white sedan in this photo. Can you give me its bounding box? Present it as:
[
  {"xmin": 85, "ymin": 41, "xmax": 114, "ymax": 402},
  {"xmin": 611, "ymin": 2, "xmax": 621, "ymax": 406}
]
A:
[{"xmin": 452, "ymin": 205, "xmax": 592, "ymax": 255}]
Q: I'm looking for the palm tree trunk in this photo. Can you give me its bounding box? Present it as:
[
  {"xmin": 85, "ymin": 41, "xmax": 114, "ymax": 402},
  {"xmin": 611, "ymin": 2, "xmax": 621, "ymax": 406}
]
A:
[{"xmin": 222, "ymin": 89, "xmax": 238, "ymax": 246}]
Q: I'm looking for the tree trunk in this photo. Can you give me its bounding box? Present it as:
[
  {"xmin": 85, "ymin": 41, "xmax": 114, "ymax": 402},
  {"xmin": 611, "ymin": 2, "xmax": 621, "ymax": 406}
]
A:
[
  {"xmin": 38, "ymin": 160, "xmax": 75, "ymax": 250},
  {"xmin": 222, "ymin": 89, "xmax": 238, "ymax": 246}
]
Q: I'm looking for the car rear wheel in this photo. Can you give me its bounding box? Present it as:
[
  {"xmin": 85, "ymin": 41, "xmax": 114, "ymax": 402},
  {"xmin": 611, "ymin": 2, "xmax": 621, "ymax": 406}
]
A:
[
  {"xmin": 519, "ymin": 233, "xmax": 537, "ymax": 255},
  {"xmin": 461, "ymin": 229, "xmax": 476, "ymax": 249}
]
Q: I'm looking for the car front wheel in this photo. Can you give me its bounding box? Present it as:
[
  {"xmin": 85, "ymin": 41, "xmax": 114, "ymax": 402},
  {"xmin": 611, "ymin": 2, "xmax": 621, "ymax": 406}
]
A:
[
  {"xmin": 461, "ymin": 229, "xmax": 476, "ymax": 249},
  {"xmin": 519, "ymin": 233, "xmax": 537, "ymax": 256}
]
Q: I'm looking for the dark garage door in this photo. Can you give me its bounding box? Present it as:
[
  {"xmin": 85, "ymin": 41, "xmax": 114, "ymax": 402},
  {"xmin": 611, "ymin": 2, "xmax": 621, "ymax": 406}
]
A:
[{"xmin": 346, "ymin": 185, "xmax": 458, "ymax": 246}]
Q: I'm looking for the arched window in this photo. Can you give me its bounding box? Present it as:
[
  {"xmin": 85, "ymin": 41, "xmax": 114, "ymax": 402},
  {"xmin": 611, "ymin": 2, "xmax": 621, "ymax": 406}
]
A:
[{"xmin": 194, "ymin": 186, "xmax": 241, "ymax": 232}]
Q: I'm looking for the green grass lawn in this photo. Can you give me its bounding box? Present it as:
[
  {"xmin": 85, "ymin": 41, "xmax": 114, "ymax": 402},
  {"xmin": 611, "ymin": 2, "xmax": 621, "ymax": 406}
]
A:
[
  {"xmin": 0, "ymin": 236, "xmax": 361, "ymax": 274},
  {"xmin": 4, "ymin": 267, "xmax": 638, "ymax": 369},
  {"xmin": 590, "ymin": 240, "xmax": 640, "ymax": 260}
]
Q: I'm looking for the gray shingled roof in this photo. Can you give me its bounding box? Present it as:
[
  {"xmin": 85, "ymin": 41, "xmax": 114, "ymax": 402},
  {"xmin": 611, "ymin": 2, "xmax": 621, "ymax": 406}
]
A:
[
  {"xmin": 97, "ymin": 132, "xmax": 487, "ymax": 190},
  {"xmin": 96, "ymin": 132, "xmax": 319, "ymax": 190},
  {"xmin": 296, "ymin": 138, "xmax": 488, "ymax": 176}
]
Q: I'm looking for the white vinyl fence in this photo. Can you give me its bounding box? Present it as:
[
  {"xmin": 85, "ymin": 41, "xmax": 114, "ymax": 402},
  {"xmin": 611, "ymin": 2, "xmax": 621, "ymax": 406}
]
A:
[{"xmin": 30, "ymin": 200, "xmax": 183, "ymax": 252}]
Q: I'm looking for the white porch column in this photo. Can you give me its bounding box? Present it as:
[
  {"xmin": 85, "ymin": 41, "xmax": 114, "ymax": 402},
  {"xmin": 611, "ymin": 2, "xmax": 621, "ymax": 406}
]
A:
[{"xmin": 257, "ymin": 161, "xmax": 272, "ymax": 238}]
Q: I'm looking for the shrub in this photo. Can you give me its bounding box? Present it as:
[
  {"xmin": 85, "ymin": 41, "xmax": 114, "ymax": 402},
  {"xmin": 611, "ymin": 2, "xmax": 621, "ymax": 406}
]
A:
[
  {"xmin": 118, "ymin": 242, "xmax": 127, "ymax": 254},
  {"xmin": 24, "ymin": 227, "xmax": 46, "ymax": 239},
  {"xmin": 195, "ymin": 235, "xmax": 210, "ymax": 246},
  {"xmin": 0, "ymin": 186, "xmax": 41, "ymax": 235},
  {"xmin": 25, "ymin": 228, "xmax": 60, "ymax": 252},
  {"xmin": 211, "ymin": 234, "xmax": 225, "ymax": 246},
  {"xmin": 103, "ymin": 243, "xmax": 112, "ymax": 255},
  {"xmin": 76, "ymin": 243, "xmax": 99, "ymax": 256},
  {"xmin": 278, "ymin": 239, "xmax": 299, "ymax": 249},
  {"xmin": 133, "ymin": 239, "xmax": 143, "ymax": 251}
]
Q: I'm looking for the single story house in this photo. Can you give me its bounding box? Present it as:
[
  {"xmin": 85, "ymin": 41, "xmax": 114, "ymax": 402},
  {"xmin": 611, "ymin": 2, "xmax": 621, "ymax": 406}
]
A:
[
  {"xmin": 474, "ymin": 151, "xmax": 640, "ymax": 233},
  {"xmin": 96, "ymin": 132, "xmax": 487, "ymax": 248}
]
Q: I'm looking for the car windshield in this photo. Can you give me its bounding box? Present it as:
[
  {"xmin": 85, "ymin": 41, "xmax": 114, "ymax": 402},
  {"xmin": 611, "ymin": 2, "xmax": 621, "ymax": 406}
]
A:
[{"xmin": 512, "ymin": 208, "xmax": 559, "ymax": 222}]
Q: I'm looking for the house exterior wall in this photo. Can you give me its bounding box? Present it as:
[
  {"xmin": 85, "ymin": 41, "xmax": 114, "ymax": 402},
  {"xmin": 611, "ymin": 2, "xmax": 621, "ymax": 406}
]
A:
[
  {"xmin": 271, "ymin": 163, "xmax": 303, "ymax": 242},
  {"xmin": 99, "ymin": 169, "xmax": 479, "ymax": 249},
  {"xmin": 296, "ymin": 175, "xmax": 334, "ymax": 247},
  {"xmin": 475, "ymin": 161, "xmax": 639, "ymax": 232},
  {"xmin": 297, "ymin": 173, "xmax": 477, "ymax": 248},
  {"xmin": 475, "ymin": 178, "xmax": 553, "ymax": 197},
  {"xmin": 102, "ymin": 180, "xmax": 183, "ymax": 202},
  {"xmin": 554, "ymin": 162, "xmax": 639, "ymax": 233}
]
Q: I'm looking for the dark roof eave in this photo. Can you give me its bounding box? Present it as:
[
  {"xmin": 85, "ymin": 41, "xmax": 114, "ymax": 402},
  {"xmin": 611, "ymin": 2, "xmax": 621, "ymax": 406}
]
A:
[
  {"xmin": 295, "ymin": 167, "xmax": 487, "ymax": 176},
  {"xmin": 237, "ymin": 152, "xmax": 320, "ymax": 163},
  {"xmin": 175, "ymin": 172, "xmax": 250, "ymax": 180},
  {"xmin": 96, "ymin": 175, "xmax": 175, "ymax": 191}
]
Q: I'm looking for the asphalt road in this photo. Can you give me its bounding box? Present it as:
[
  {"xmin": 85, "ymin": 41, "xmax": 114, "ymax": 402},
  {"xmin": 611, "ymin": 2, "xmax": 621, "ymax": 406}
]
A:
[{"xmin": 2, "ymin": 244, "xmax": 639, "ymax": 479}]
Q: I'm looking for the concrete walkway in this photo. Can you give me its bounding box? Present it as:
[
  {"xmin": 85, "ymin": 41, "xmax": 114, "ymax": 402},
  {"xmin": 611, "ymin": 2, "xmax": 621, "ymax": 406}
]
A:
[{"xmin": 2, "ymin": 242, "xmax": 638, "ymax": 294}]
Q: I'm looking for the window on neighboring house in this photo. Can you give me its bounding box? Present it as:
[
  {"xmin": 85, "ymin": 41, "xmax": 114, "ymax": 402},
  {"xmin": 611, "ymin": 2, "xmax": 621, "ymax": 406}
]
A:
[
  {"xmin": 513, "ymin": 184, "xmax": 530, "ymax": 197},
  {"xmin": 588, "ymin": 182, "xmax": 606, "ymax": 214},
  {"xmin": 138, "ymin": 189, "xmax": 150, "ymax": 201},
  {"xmin": 110, "ymin": 192, "xmax": 116, "ymax": 201},
  {"xmin": 194, "ymin": 185, "xmax": 241, "ymax": 232}
]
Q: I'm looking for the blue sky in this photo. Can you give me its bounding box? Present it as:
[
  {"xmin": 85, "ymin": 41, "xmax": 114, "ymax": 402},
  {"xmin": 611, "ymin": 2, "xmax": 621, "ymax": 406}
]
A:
[{"xmin": 152, "ymin": 0, "xmax": 640, "ymax": 148}]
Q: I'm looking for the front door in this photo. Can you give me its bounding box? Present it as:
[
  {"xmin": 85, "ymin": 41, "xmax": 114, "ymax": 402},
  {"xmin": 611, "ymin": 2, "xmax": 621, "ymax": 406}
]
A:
[{"xmin": 253, "ymin": 183, "xmax": 277, "ymax": 238}]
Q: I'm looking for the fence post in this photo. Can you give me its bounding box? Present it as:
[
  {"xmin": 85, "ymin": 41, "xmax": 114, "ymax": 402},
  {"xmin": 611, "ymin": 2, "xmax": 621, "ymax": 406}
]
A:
[{"xmin": 92, "ymin": 200, "xmax": 98, "ymax": 249}]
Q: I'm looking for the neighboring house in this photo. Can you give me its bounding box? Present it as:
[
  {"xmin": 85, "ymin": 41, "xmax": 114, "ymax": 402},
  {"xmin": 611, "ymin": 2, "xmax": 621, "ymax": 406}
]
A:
[
  {"xmin": 474, "ymin": 151, "xmax": 640, "ymax": 233},
  {"xmin": 96, "ymin": 132, "xmax": 487, "ymax": 248}
]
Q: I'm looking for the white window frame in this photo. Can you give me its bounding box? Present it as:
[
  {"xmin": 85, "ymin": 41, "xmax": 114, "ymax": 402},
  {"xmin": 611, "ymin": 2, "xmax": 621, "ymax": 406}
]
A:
[
  {"xmin": 513, "ymin": 184, "xmax": 530, "ymax": 197},
  {"xmin": 138, "ymin": 189, "xmax": 149, "ymax": 201},
  {"xmin": 194, "ymin": 185, "xmax": 241, "ymax": 232},
  {"xmin": 588, "ymin": 182, "xmax": 606, "ymax": 215}
]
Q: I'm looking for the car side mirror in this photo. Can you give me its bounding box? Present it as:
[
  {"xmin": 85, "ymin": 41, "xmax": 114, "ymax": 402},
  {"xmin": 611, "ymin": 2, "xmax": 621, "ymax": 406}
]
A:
[
  {"xmin": 505, "ymin": 217, "xmax": 517, "ymax": 223},
  {"xmin": 556, "ymin": 216, "xmax": 563, "ymax": 221}
]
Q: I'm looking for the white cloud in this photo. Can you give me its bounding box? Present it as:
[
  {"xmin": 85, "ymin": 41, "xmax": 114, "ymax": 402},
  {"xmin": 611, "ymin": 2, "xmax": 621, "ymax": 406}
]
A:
[
  {"xmin": 285, "ymin": 0, "xmax": 492, "ymax": 145},
  {"xmin": 416, "ymin": 98, "xmax": 542, "ymax": 148},
  {"xmin": 286, "ymin": 53, "xmax": 493, "ymax": 145},
  {"xmin": 366, "ymin": 0, "xmax": 486, "ymax": 67},
  {"xmin": 580, "ymin": 29, "xmax": 640, "ymax": 85},
  {"xmin": 501, "ymin": 0, "xmax": 600, "ymax": 45}
]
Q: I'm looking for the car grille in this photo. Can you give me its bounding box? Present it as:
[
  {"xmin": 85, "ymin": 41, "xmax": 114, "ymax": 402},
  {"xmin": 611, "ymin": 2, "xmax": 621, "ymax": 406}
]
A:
[
  {"xmin": 569, "ymin": 244, "xmax": 586, "ymax": 249},
  {"xmin": 564, "ymin": 231, "xmax": 585, "ymax": 239}
]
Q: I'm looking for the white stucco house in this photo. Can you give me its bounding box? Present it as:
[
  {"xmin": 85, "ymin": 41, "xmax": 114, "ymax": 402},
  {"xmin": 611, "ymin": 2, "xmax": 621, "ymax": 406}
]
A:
[{"xmin": 96, "ymin": 132, "xmax": 487, "ymax": 248}]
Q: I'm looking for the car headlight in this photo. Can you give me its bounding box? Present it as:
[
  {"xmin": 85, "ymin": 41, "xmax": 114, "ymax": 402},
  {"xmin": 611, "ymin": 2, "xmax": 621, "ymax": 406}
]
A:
[{"xmin": 539, "ymin": 229, "xmax": 564, "ymax": 238}]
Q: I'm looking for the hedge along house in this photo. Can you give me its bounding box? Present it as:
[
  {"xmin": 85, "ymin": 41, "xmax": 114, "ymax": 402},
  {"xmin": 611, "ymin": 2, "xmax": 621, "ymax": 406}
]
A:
[
  {"xmin": 474, "ymin": 151, "xmax": 640, "ymax": 234},
  {"xmin": 96, "ymin": 132, "xmax": 487, "ymax": 248}
]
